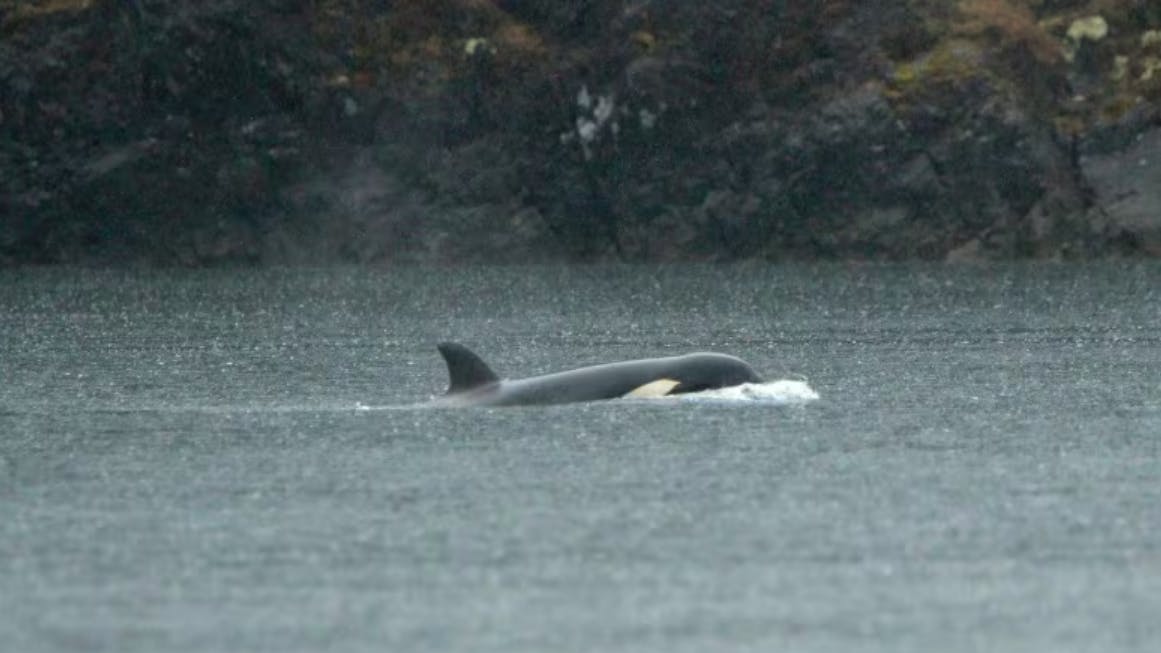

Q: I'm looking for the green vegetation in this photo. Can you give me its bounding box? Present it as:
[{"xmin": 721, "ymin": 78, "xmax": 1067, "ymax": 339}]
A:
[{"xmin": 885, "ymin": 0, "xmax": 1161, "ymax": 133}]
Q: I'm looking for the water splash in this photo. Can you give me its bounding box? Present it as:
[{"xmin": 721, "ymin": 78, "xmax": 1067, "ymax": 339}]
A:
[{"xmin": 663, "ymin": 379, "xmax": 820, "ymax": 404}]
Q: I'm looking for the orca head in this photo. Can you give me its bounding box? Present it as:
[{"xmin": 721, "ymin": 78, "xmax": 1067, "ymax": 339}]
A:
[{"xmin": 669, "ymin": 353, "xmax": 763, "ymax": 394}]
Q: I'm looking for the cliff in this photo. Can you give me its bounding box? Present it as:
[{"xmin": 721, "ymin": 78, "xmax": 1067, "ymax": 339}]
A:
[{"xmin": 2, "ymin": 0, "xmax": 1159, "ymax": 264}]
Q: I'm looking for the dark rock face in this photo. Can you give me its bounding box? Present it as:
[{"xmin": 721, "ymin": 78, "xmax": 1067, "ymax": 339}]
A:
[
  {"xmin": 1, "ymin": 0, "xmax": 1159, "ymax": 265},
  {"xmin": 1, "ymin": 0, "xmax": 324, "ymax": 264},
  {"xmin": 1081, "ymin": 126, "xmax": 1161, "ymax": 256}
]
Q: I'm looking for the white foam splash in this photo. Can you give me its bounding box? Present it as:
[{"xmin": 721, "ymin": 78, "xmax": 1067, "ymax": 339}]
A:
[{"xmin": 666, "ymin": 380, "xmax": 820, "ymax": 404}]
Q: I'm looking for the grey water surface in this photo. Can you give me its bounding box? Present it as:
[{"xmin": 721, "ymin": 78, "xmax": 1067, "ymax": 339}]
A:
[{"xmin": 2, "ymin": 264, "xmax": 1159, "ymax": 653}]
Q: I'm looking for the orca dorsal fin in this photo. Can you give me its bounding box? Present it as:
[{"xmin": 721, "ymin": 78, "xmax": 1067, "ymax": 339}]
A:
[{"xmin": 437, "ymin": 342, "xmax": 500, "ymax": 394}]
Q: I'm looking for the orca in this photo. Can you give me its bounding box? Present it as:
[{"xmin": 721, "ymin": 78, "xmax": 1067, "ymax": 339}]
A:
[{"xmin": 431, "ymin": 342, "xmax": 763, "ymax": 407}]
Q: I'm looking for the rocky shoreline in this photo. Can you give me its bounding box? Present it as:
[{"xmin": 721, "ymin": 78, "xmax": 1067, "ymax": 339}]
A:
[{"xmin": 2, "ymin": 0, "xmax": 1159, "ymax": 265}]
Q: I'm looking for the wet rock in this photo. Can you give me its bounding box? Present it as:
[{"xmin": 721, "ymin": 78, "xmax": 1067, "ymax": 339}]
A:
[
  {"xmin": 274, "ymin": 145, "xmax": 559, "ymax": 264},
  {"xmin": 1081, "ymin": 128, "xmax": 1161, "ymax": 255}
]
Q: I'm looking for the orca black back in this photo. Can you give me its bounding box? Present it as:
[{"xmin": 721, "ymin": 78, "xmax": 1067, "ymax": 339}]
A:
[{"xmin": 432, "ymin": 342, "xmax": 763, "ymax": 407}]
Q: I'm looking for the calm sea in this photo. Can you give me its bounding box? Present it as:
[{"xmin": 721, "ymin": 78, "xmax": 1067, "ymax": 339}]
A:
[{"xmin": 2, "ymin": 264, "xmax": 1159, "ymax": 652}]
